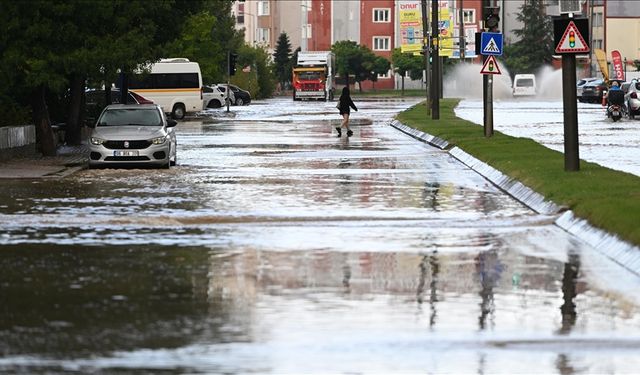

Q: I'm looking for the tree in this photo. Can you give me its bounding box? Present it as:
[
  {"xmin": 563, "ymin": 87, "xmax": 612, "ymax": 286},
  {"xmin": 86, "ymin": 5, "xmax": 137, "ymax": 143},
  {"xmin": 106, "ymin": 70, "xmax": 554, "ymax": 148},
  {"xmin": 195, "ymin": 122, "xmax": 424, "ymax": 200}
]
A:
[
  {"xmin": 503, "ymin": 0, "xmax": 553, "ymax": 76},
  {"xmin": 273, "ymin": 32, "xmax": 293, "ymax": 90},
  {"xmin": 0, "ymin": 0, "xmax": 214, "ymax": 152},
  {"xmin": 392, "ymin": 48, "xmax": 423, "ymax": 95},
  {"xmin": 331, "ymin": 41, "xmax": 380, "ymax": 92},
  {"xmin": 369, "ymin": 56, "xmax": 391, "ymax": 90},
  {"xmin": 232, "ymin": 44, "xmax": 276, "ymax": 99},
  {"xmin": 166, "ymin": 2, "xmax": 244, "ymax": 84}
]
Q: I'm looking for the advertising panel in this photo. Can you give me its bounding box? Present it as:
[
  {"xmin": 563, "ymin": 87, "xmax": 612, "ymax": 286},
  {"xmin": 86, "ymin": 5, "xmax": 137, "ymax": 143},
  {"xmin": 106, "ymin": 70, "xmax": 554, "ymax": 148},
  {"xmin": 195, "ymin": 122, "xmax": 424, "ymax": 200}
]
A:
[
  {"xmin": 611, "ymin": 50, "xmax": 625, "ymax": 81},
  {"xmin": 438, "ymin": 8, "xmax": 454, "ymax": 57},
  {"xmin": 399, "ymin": 0, "xmax": 423, "ymax": 54}
]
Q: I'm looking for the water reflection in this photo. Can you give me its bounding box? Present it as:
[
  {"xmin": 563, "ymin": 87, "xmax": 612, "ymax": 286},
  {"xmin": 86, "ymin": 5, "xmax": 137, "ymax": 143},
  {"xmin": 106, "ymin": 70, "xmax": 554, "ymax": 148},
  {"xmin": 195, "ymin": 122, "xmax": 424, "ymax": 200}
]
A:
[
  {"xmin": 559, "ymin": 252, "xmax": 581, "ymax": 335},
  {"xmin": 476, "ymin": 248, "xmax": 504, "ymax": 331}
]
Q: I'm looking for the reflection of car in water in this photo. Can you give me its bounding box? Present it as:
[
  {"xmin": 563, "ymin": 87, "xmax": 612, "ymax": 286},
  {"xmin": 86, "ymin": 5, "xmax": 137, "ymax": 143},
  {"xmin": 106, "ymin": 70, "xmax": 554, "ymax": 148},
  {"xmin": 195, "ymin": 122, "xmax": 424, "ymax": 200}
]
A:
[{"xmin": 512, "ymin": 74, "xmax": 536, "ymax": 97}]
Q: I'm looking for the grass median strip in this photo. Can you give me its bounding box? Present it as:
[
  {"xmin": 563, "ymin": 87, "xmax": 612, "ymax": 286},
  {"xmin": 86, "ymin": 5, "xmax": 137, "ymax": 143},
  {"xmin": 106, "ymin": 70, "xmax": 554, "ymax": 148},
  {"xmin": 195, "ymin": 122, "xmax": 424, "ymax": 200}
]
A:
[{"xmin": 396, "ymin": 98, "xmax": 640, "ymax": 247}]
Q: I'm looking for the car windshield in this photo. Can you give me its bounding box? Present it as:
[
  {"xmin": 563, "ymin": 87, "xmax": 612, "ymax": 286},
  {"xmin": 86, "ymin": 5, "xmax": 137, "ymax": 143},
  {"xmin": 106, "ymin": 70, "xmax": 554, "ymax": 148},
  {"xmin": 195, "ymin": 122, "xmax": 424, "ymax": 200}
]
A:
[{"xmin": 98, "ymin": 108, "xmax": 162, "ymax": 127}]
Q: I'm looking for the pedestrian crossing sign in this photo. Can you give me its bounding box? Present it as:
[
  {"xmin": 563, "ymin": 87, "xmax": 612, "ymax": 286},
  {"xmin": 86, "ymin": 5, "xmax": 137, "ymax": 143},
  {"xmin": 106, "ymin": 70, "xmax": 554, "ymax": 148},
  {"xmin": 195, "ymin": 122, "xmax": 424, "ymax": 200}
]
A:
[
  {"xmin": 480, "ymin": 55, "xmax": 501, "ymax": 75},
  {"xmin": 480, "ymin": 32, "xmax": 503, "ymax": 56}
]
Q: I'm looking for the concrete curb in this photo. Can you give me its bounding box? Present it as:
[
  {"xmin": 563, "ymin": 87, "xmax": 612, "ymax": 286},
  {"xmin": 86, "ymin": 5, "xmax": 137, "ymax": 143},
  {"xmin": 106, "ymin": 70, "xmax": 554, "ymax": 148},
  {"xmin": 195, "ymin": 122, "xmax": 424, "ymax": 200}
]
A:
[{"xmin": 389, "ymin": 119, "xmax": 640, "ymax": 276}]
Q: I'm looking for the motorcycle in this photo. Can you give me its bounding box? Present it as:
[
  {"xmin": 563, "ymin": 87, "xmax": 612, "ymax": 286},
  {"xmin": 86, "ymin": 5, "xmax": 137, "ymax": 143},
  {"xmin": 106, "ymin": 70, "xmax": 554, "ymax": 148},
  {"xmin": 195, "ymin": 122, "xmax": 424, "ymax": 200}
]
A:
[{"xmin": 605, "ymin": 89, "xmax": 625, "ymax": 122}]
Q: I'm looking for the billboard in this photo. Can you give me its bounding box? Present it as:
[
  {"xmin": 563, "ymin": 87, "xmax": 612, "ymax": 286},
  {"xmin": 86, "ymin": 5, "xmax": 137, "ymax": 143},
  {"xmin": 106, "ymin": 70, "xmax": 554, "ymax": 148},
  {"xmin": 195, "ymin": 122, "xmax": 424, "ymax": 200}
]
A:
[{"xmin": 399, "ymin": 1, "xmax": 423, "ymax": 54}]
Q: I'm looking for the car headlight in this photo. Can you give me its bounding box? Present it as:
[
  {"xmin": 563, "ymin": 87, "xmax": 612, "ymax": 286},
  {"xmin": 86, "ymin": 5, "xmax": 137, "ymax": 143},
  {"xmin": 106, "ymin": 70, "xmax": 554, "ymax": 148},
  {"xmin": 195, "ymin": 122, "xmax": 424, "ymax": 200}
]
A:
[
  {"xmin": 151, "ymin": 136, "xmax": 167, "ymax": 145},
  {"xmin": 90, "ymin": 137, "xmax": 105, "ymax": 145}
]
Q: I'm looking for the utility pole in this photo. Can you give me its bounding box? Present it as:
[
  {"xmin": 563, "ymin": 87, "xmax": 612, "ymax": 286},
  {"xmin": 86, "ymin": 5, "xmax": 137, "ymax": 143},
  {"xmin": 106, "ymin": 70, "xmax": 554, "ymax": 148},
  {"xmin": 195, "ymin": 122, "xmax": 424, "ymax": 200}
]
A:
[
  {"xmin": 421, "ymin": 0, "xmax": 430, "ymax": 109},
  {"xmin": 430, "ymin": 0, "xmax": 439, "ymax": 119},
  {"xmin": 459, "ymin": 0, "xmax": 465, "ymax": 60}
]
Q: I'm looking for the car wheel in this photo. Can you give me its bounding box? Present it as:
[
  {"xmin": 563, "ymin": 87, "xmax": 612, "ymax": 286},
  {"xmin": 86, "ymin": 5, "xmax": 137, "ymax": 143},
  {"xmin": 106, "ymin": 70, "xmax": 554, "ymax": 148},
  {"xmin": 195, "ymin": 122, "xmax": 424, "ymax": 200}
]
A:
[
  {"xmin": 171, "ymin": 104, "xmax": 185, "ymax": 119},
  {"xmin": 236, "ymin": 97, "xmax": 244, "ymax": 106},
  {"xmin": 207, "ymin": 100, "xmax": 222, "ymax": 109}
]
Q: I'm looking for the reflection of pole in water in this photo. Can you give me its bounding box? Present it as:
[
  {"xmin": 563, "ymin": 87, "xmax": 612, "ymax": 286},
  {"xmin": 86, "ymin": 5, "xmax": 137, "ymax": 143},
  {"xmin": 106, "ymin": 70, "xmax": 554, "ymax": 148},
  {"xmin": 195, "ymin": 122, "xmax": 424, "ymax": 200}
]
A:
[
  {"xmin": 417, "ymin": 256, "xmax": 428, "ymax": 305},
  {"xmin": 559, "ymin": 252, "xmax": 580, "ymax": 335},
  {"xmin": 476, "ymin": 248, "xmax": 503, "ymax": 331},
  {"xmin": 416, "ymin": 251, "xmax": 439, "ymax": 328},
  {"xmin": 429, "ymin": 251, "xmax": 439, "ymax": 329},
  {"xmin": 555, "ymin": 353, "xmax": 576, "ymax": 375}
]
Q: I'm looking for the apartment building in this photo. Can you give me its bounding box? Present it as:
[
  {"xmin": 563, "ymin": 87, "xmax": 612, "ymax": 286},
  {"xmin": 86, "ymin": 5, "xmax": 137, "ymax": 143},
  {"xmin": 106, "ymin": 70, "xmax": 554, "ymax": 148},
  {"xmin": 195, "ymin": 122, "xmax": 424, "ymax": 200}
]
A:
[{"xmin": 232, "ymin": 1, "xmax": 640, "ymax": 89}]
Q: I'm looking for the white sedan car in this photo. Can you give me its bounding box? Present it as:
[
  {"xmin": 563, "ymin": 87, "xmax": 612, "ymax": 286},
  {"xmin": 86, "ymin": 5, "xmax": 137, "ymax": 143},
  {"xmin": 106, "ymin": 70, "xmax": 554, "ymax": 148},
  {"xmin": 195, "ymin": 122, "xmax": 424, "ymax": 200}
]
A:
[
  {"xmin": 88, "ymin": 104, "xmax": 177, "ymax": 169},
  {"xmin": 202, "ymin": 84, "xmax": 228, "ymax": 109}
]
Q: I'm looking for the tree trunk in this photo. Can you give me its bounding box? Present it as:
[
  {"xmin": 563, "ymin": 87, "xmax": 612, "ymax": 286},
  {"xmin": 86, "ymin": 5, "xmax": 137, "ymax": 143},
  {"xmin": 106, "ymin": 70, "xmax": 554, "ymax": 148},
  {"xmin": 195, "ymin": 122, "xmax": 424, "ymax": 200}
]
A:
[
  {"xmin": 402, "ymin": 74, "xmax": 405, "ymax": 96},
  {"xmin": 31, "ymin": 85, "xmax": 57, "ymax": 156},
  {"xmin": 65, "ymin": 73, "xmax": 85, "ymax": 145}
]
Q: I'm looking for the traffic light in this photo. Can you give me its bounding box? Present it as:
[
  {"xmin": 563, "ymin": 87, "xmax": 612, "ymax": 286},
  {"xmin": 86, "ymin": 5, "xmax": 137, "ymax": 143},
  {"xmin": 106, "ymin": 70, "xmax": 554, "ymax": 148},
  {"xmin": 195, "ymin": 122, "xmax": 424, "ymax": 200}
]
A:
[
  {"xmin": 229, "ymin": 53, "xmax": 238, "ymax": 76},
  {"xmin": 484, "ymin": 7, "xmax": 500, "ymax": 31}
]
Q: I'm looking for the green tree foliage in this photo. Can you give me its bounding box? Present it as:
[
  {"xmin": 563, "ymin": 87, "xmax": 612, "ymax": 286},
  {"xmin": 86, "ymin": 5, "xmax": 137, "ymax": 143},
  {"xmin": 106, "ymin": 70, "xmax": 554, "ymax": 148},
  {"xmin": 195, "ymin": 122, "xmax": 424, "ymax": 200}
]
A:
[
  {"xmin": 392, "ymin": 48, "xmax": 423, "ymax": 94},
  {"xmin": 166, "ymin": 3, "xmax": 243, "ymax": 84},
  {"xmin": 0, "ymin": 0, "xmax": 229, "ymax": 151},
  {"xmin": 503, "ymin": 0, "xmax": 553, "ymax": 76},
  {"xmin": 332, "ymin": 41, "xmax": 389, "ymax": 92},
  {"xmin": 369, "ymin": 56, "xmax": 391, "ymax": 90},
  {"xmin": 232, "ymin": 44, "xmax": 276, "ymax": 99},
  {"xmin": 273, "ymin": 32, "xmax": 293, "ymax": 89}
]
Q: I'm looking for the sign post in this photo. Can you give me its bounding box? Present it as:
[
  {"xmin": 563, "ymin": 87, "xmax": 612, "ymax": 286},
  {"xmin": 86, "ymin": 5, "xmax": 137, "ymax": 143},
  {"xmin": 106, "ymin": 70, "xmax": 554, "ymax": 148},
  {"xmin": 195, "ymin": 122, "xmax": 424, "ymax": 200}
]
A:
[
  {"xmin": 479, "ymin": 31, "xmax": 502, "ymax": 138},
  {"xmin": 554, "ymin": 17, "xmax": 589, "ymax": 171}
]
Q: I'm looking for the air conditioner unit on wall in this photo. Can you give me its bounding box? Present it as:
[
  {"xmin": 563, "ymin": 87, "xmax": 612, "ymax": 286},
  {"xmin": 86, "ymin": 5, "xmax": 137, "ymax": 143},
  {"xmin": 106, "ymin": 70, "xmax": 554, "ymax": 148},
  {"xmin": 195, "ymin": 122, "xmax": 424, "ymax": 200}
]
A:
[{"xmin": 559, "ymin": 0, "xmax": 581, "ymax": 14}]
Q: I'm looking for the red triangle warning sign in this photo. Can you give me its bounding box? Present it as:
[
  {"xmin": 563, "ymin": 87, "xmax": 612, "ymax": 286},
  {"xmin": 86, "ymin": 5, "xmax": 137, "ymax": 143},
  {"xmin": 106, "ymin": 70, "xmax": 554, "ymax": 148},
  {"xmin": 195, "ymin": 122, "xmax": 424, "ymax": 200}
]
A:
[
  {"xmin": 555, "ymin": 21, "xmax": 589, "ymax": 53},
  {"xmin": 480, "ymin": 55, "xmax": 501, "ymax": 75}
]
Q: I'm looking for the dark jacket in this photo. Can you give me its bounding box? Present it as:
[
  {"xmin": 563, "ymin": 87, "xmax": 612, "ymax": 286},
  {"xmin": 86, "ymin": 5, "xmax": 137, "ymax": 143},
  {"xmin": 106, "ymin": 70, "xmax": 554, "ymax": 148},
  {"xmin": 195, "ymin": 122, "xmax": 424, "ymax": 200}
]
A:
[{"xmin": 338, "ymin": 94, "xmax": 357, "ymax": 115}]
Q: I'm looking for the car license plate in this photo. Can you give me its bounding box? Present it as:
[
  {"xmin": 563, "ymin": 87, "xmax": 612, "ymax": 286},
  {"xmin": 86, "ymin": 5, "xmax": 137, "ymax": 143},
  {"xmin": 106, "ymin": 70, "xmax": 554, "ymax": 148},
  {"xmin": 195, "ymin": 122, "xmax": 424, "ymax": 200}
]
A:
[
  {"xmin": 114, "ymin": 150, "xmax": 139, "ymax": 157},
  {"xmin": 612, "ymin": 111, "xmax": 620, "ymax": 116}
]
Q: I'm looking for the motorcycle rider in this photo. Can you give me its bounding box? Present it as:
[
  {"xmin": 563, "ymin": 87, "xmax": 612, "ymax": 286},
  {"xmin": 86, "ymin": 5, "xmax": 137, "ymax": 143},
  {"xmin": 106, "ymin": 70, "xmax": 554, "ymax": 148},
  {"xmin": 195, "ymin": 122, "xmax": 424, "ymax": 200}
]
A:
[{"xmin": 606, "ymin": 80, "xmax": 625, "ymax": 120}]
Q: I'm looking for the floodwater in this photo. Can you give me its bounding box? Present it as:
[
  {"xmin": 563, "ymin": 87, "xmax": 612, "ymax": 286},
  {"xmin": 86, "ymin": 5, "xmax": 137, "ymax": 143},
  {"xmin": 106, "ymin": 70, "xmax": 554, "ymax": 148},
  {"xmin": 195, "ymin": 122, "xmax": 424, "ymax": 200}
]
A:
[
  {"xmin": 1, "ymin": 98, "xmax": 640, "ymax": 374},
  {"xmin": 447, "ymin": 63, "xmax": 640, "ymax": 177}
]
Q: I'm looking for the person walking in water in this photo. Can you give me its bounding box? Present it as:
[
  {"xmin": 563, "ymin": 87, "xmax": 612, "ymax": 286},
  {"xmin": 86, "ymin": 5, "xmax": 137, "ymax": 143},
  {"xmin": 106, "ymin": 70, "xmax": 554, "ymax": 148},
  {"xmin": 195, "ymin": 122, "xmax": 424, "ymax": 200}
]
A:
[{"xmin": 336, "ymin": 86, "xmax": 357, "ymax": 137}]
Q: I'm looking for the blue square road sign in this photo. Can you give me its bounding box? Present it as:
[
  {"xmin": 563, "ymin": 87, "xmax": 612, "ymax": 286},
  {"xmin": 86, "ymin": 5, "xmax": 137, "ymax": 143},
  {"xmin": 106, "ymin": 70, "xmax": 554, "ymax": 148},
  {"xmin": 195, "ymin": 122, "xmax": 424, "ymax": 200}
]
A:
[{"xmin": 480, "ymin": 32, "xmax": 503, "ymax": 56}]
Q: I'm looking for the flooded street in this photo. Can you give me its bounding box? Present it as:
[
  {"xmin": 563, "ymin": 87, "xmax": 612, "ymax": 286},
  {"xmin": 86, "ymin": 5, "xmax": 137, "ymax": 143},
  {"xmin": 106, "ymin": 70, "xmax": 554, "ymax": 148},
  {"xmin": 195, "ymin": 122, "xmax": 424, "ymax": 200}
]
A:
[{"xmin": 1, "ymin": 97, "xmax": 640, "ymax": 374}]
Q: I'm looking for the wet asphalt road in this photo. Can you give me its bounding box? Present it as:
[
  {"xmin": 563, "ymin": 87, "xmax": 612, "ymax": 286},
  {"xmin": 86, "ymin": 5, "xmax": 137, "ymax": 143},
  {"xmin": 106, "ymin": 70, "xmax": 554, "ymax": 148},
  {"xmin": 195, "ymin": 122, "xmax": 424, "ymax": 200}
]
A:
[{"xmin": 1, "ymin": 97, "xmax": 640, "ymax": 374}]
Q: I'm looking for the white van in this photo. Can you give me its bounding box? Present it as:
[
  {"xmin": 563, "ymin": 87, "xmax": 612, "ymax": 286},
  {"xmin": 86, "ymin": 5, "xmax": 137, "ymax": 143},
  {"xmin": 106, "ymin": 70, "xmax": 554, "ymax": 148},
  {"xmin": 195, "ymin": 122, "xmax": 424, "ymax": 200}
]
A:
[
  {"xmin": 128, "ymin": 58, "xmax": 203, "ymax": 119},
  {"xmin": 512, "ymin": 74, "xmax": 537, "ymax": 97}
]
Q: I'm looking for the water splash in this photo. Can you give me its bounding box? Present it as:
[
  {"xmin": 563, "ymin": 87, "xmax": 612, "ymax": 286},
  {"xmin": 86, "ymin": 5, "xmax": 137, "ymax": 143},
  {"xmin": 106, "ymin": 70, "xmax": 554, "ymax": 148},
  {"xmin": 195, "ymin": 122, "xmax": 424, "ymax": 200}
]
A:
[{"xmin": 444, "ymin": 62, "xmax": 563, "ymax": 100}]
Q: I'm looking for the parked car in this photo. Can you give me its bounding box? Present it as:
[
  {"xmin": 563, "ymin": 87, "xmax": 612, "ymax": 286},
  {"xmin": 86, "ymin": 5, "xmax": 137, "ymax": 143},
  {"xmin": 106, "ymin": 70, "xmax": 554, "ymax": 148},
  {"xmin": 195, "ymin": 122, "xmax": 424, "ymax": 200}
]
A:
[
  {"xmin": 88, "ymin": 104, "xmax": 177, "ymax": 169},
  {"xmin": 86, "ymin": 89, "xmax": 153, "ymax": 124},
  {"xmin": 580, "ymin": 79, "xmax": 606, "ymax": 103},
  {"xmin": 576, "ymin": 77, "xmax": 599, "ymax": 102},
  {"xmin": 625, "ymin": 79, "xmax": 640, "ymax": 119},
  {"xmin": 202, "ymin": 85, "xmax": 228, "ymax": 109},
  {"xmin": 215, "ymin": 84, "xmax": 235, "ymax": 105},
  {"xmin": 218, "ymin": 83, "xmax": 251, "ymax": 105}
]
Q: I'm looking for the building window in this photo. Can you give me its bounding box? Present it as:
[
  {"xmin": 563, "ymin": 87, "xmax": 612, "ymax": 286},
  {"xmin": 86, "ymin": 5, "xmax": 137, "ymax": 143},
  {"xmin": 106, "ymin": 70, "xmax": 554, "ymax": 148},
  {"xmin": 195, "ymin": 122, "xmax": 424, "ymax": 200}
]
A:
[
  {"xmin": 373, "ymin": 8, "xmax": 390, "ymax": 23},
  {"xmin": 257, "ymin": 28, "xmax": 270, "ymax": 43},
  {"xmin": 593, "ymin": 12, "xmax": 603, "ymax": 27},
  {"xmin": 258, "ymin": 1, "xmax": 269, "ymax": 16},
  {"xmin": 593, "ymin": 39, "xmax": 603, "ymax": 49},
  {"xmin": 302, "ymin": 24, "xmax": 312, "ymax": 39},
  {"xmin": 373, "ymin": 36, "xmax": 391, "ymax": 51},
  {"xmin": 237, "ymin": 3, "xmax": 245, "ymax": 24},
  {"xmin": 463, "ymin": 9, "xmax": 475, "ymax": 24}
]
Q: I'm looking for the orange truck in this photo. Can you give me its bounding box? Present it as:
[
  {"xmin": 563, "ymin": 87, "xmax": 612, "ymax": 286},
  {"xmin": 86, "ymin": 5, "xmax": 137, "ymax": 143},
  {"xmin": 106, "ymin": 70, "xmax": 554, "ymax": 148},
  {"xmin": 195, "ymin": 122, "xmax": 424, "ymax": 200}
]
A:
[{"xmin": 292, "ymin": 51, "xmax": 335, "ymax": 101}]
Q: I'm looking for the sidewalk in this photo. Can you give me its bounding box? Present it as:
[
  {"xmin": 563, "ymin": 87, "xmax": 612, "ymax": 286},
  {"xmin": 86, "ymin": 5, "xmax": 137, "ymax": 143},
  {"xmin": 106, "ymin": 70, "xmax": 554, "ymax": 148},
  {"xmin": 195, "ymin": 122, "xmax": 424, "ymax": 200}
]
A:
[{"xmin": 0, "ymin": 143, "xmax": 88, "ymax": 179}]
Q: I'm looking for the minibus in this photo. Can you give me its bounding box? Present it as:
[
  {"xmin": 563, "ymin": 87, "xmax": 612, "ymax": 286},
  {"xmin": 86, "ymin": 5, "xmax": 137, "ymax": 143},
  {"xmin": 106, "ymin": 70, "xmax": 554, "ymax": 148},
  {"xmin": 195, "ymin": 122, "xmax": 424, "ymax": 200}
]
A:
[
  {"xmin": 512, "ymin": 74, "xmax": 537, "ymax": 97},
  {"xmin": 127, "ymin": 58, "xmax": 203, "ymax": 119}
]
